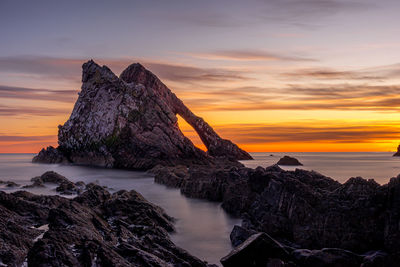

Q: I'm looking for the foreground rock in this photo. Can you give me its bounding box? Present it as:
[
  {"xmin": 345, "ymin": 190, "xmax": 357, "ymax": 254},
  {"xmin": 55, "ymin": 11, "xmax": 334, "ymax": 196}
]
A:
[
  {"xmin": 221, "ymin": 233, "xmax": 292, "ymax": 267},
  {"xmin": 22, "ymin": 171, "xmax": 85, "ymax": 195},
  {"xmin": 33, "ymin": 60, "xmax": 251, "ymax": 169},
  {"xmin": 276, "ymin": 155, "xmax": 303, "ymax": 166},
  {"xmin": 0, "ymin": 172, "xmax": 208, "ymax": 266},
  {"xmin": 153, "ymin": 164, "xmax": 400, "ymax": 266}
]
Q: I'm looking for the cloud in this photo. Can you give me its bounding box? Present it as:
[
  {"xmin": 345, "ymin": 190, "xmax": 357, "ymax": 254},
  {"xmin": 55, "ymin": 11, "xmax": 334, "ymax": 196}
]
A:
[
  {"xmin": 0, "ymin": 135, "xmax": 55, "ymax": 142},
  {"xmin": 281, "ymin": 68, "xmax": 383, "ymax": 80},
  {"xmin": 162, "ymin": 0, "xmax": 374, "ymax": 28},
  {"xmin": 181, "ymin": 122, "xmax": 400, "ymax": 144},
  {"xmin": 0, "ymin": 104, "xmax": 70, "ymax": 116},
  {"xmin": 186, "ymin": 50, "xmax": 316, "ymax": 62},
  {"xmin": 179, "ymin": 83, "xmax": 400, "ymax": 112},
  {"xmin": 140, "ymin": 62, "xmax": 250, "ymax": 83},
  {"xmin": 0, "ymin": 56, "xmax": 83, "ymax": 82},
  {"xmin": 0, "ymin": 85, "xmax": 78, "ymax": 103},
  {"xmin": 0, "ymin": 56, "xmax": 250, "ymax": 85}
]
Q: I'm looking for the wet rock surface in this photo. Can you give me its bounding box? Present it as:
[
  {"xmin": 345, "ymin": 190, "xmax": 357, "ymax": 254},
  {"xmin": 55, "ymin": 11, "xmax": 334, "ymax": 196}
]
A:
[
  {"xmin": 0, "ymin": 172, "xmax": 208, "ymax": 267},
  {"xmin": 153, "ymin": 163, "xmax": 400, "ymax": 266},
  {"xmin": 32, "ymin": 145, "xmax": 68, "ymax": 164},
  {"xmin": 21, "ymin": 171, "xmax": 85, "ymax": 195},
  {"xmin": 33, "ymin": 60, "xmax": 251, "ymax": 169},
  {"xmin": 0, "ymin": 180, "xmax": 20, "ymax": 187}
]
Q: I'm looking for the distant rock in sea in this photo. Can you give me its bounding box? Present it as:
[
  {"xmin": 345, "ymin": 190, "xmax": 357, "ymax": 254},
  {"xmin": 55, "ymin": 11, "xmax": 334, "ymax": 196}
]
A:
[
  {"xmin": 276, "ymin": 155, "xmax": 303, "ymax": 166},
  {"xmin": 393, "ymin": 145, "xmax": 400, "ymax": 156},
  {"xmin": 33, "ymin": 60, "xmax": 252, "ymax": 169}
]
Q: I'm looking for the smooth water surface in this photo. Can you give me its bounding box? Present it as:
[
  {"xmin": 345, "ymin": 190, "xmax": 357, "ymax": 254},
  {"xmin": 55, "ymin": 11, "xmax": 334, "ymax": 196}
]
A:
[
  {"xmin": 242, "ymin": 152, "xmax": 400, "ymax": 184},
  {"xmin": 2, "ymin": 152, "xmax": 399, "ymax": 265},
  {"xmin": 0, "ymin": 154, "xmax": 239, "ymax": 266}
]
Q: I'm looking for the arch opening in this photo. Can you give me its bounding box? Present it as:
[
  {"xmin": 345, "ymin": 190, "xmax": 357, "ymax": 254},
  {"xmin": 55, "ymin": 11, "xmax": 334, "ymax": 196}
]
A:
[{"xmin": 177, "ymin": 115, "xmax": 206, "ymax": 152}]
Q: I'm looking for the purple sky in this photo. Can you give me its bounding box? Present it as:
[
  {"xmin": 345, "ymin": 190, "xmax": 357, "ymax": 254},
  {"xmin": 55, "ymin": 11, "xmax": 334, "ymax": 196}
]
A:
[{"xmin": 1, "ymin": 0, "xmax": 400, "ymax": 152}]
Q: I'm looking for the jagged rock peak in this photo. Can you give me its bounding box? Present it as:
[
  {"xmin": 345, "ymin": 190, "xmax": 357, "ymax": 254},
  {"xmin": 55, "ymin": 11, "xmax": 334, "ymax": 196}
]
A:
[
  {"xmin": 82, "ymin": 59, "xmax": 117, "ymax": 83},
  {"xmin": 33, "ymin": 60, "xmax": 252, "ymax": 170}
]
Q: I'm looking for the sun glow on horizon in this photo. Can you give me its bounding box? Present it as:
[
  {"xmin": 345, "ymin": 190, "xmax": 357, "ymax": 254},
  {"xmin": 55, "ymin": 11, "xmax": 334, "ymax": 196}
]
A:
[{"xmin": 1, "ymin": 1, "xmax": 400, "ymax": 153}]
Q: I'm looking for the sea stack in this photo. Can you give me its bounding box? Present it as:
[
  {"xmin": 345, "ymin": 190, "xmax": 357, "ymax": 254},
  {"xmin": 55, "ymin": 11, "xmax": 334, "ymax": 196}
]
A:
[
  {"xmin": 276, "ymin": 155, "xmax": 303, "ymax": 166},
  {"xmin": 33, "ymin": 60, "xmax": 252, "ymax": 169},
  {"xmin": 393, "ymin": 145, "xmax": 400, "ymax": 156}
]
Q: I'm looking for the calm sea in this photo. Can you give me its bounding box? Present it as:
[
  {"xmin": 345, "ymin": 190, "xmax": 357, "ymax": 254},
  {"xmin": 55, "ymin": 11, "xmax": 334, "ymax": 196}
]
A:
[
  {"xmin": 0, "ymin": 153, "xmax": 239, "ymax": 266},
  {"xmin": 0, "ymin": 152, "xmax": 399, "ymax": 265},
  {"xmin": 242, "ymin": 152, "xmax": 400, "ymax": 184}
]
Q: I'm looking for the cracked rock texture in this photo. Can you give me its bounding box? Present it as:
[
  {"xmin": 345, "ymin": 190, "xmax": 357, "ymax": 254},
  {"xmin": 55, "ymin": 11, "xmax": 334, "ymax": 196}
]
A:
[
  {"xmin": 33, "ymin": 60, "xmax": 251, "ymax": 169},
  {"xmin": 0, "ymin": 173, "xmax": 208, "ymax": 267}
]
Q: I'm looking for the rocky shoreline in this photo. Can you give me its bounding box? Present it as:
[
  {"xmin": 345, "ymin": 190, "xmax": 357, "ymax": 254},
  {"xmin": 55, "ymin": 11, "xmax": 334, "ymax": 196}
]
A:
[
  {"xmin": 0, "ymin": 171, "xmax": 213, "ymax": 267},
  {"xmin": 26, "ymin": 60, "xmax": 400, "ymax": 266},
  {"xmin": 152, "ymin": 163, "xmax": 400, "ymax": 266}
]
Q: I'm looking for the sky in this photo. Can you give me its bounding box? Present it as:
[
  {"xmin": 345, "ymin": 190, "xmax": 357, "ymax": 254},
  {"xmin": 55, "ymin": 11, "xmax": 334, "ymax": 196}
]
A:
[{"xmin": 1, "ymin": 0, "xmax": 400, "ymax": 153}]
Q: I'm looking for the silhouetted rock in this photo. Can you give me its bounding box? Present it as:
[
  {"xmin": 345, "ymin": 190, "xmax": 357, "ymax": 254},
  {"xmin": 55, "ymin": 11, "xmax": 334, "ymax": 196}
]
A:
[
  {"xmin": 230, "ymin": 225, "xmax": 256, "ymax": 247},
  {"xmin": 292, "ymin": 248, "xmax": 362, "ymax": 267},
  {"xmin": 393, "ymin": 145, "xmax": 400, "ymax": 156},
  {"xmin": 0, "ymin": 172, "xmax": 208, "ymax": 266},
  {"xmin": 0, "ymin": 180, "xmax": 20, "ymax": 187},
  {"xmin": 32, "ymin": 146, "xmax": 68, "ymax": 163},
  {"xmin": 153, "ymin": 163, "xmax": 400, "ymax": 266},
  {"xmin": 221, "ymin": 233, "xmax": 291, "ymax": 267},
  {"xmin": 276, "ymin": 156, "xmax": 303, "ymax": 166},
  {"xmin": 33, "ymin": 60, "xmax": 251, "ymax": 169}
]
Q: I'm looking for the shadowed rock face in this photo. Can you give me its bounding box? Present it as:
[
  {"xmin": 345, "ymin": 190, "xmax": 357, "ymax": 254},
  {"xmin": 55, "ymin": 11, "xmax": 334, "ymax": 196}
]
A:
[
  {"xmin": 120, "ymin": 63, "xmax": 253, "ymax": 161},
  {"xmin": 0, "ymin": 173, "xmax": 208, "ymax": 267},
  {"xmin": 33, "ymin": 60, "xmax": 251, "ymax": 169},
  {"xmin": 153, "ymin": 163, "xmax": 400, "ymax": 266}
]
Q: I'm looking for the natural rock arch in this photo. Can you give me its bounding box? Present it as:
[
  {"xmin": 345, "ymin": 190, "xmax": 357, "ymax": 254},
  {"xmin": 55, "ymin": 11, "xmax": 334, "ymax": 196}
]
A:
[
  {"xmin": 34, "ymin": 61, "xmax": 252, "ymax": 170},
  {"xmin": 119, "ymin": 62, "xmax": 253, "ymax": 160}
]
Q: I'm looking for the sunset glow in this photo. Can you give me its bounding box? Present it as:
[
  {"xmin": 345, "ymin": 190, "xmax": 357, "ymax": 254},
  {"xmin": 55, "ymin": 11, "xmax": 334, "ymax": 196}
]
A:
[{"xmin": 1, "ymin": 0, "xmax": 400, "ymax": 153}]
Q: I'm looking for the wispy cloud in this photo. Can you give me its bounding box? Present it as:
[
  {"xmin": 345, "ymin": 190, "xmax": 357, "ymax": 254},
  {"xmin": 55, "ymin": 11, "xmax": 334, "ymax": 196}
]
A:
[
  {"xmin": 0, "ymin": 135, "xmax": 55, "ymax": 142},
  {"xmin": 0, "ymin": 85, "xmax": 78, "ymax": 103},
  {"xmin": 140, "ymin": 62, "xmax": 250, "ymax": 82},
  {"xmin": 181, "ymin": 121, "xmax": 400, "ymax": 144},
  {"xmin": 179, "ymin": 83, "xmax": 400, "ymax": 112},
  {"xmin": 281, "ymin": 68, "xmax": 383, "ymax": 80},
  {"xmin": 0, "ymin": 56, "xmax": 83, "ymax": 82},
  {"xmin": 0, "ymin": 104, "xmax": 70, "ymax": 116},
  {"xmin": 186, "ymin": 50, "xmax": 316, "ymax": 62},
  {"xmin": 163, "ymin": 0, "xmax": 374, "ymax": 28},
  {"xmin": 0, "ymin": 56, "xmax": 251, "ymax": 85}
]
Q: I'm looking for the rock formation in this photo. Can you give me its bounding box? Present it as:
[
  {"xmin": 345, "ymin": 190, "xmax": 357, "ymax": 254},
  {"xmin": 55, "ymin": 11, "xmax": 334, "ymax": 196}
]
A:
[
  {"xmin": 0, "ymin": 172, "xmax": 209, "ymax": 267},
  {"xmin": 152, "ymin": 163, "xmax": 400, "ymax": 266},
  {"xmin": 276, "ymin": 155, "xmax": 303, "ymax": 166},
  {"xmin": 33, "ymin": 60, "xmax": 252, "ymax": 169},
  {"xmin": 393, "ymin": 144, "xmax": 400, "ymax": 156}
]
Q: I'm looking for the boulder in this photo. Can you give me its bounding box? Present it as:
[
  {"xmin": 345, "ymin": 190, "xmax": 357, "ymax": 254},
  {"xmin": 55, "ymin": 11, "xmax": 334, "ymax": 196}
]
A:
[
  {"xmin": 0, "ymin": 172, "xmax": 208, "ymax": 267},
  {"xmin": 221, "ymin": 232, "xmax": 291, "ymax": 267},
  {"xmin": 276, "ymin": 156, "xmax": 303, "ymax": 166},
  {"xmin": 292, "ymin": 248, "xmax": 362, "ymax": 267},
  {"xmin": 0, "ymin": 180, "xmax": 20, "ymax": 187}
]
